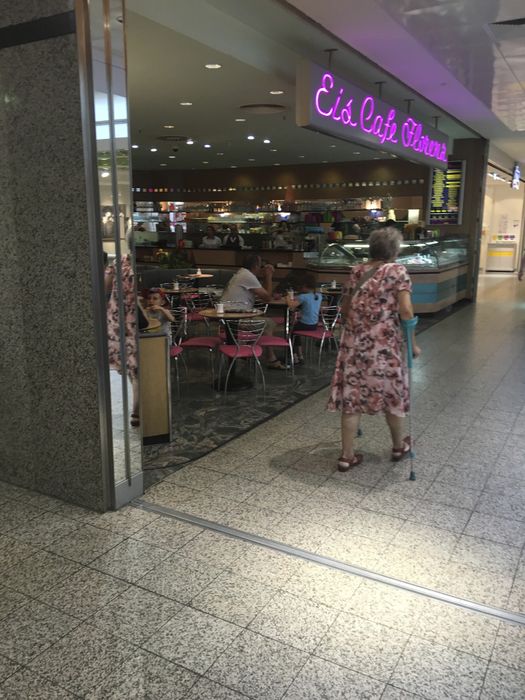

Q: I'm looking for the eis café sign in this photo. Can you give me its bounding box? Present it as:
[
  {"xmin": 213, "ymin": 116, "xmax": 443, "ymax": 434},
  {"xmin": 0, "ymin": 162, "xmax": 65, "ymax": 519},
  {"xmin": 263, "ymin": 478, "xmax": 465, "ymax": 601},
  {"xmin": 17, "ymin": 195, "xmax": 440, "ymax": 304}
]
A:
[{"xmin": 296, "ymin": 62, "xmax": 449, "ymax": 169}]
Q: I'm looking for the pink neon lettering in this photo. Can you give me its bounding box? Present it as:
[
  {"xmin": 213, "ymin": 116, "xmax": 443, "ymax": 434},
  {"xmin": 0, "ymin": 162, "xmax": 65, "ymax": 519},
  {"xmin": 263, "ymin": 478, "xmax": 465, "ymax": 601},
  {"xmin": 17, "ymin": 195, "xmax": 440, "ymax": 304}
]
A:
[{"xmin": 312, "ymin": 73, "xmax": 447, "ymax": 163}]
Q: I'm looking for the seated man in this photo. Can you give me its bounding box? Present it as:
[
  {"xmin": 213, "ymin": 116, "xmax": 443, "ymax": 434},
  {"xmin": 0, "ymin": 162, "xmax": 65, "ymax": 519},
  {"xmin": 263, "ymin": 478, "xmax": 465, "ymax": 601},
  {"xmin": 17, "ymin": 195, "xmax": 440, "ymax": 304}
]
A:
[
  {"xmin": 221, "ymin": 254, "xmax": 286, "ymax": 369},
  {"xmin": 200, "ymin": 225, "xmax": 222, "ymax": 249}
]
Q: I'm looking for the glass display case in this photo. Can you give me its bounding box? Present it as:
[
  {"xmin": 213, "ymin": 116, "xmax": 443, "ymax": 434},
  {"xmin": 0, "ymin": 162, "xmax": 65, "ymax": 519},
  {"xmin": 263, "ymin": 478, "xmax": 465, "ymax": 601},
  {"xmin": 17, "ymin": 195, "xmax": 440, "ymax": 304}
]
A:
[{"xmin": 316, "ymin": 237, "xmax": 468, "ymax": 271}]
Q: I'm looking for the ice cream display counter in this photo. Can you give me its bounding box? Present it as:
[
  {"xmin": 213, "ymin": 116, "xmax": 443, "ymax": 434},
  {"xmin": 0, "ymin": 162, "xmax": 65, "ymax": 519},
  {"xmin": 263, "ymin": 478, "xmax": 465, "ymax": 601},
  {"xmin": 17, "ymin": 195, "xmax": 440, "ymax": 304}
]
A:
[{"xmin": 312, "ymin": 238, "xmax": 469, "ymax": 312}]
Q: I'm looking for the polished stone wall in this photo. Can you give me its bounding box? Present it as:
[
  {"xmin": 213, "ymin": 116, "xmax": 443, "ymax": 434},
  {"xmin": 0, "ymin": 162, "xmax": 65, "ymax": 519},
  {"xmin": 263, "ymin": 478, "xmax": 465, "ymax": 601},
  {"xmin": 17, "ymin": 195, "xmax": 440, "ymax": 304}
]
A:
[{"xmin": 0, "ymin": 5, "xmax": 109, "ymax": 510}]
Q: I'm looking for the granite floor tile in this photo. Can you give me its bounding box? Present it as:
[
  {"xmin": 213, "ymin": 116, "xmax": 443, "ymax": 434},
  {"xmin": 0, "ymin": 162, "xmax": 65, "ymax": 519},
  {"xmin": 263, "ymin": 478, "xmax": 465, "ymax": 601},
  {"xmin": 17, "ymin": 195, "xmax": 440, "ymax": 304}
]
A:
[
  {"xmin": 0, "ymin": 587, "xmax": 30, "ymax": 623},
  {"xmin": 87, "ymin": 585, "xmax": 182, "ymax": 645},
  {"xmin": 507, "ymin": 578, "xmax": 525, "ymax": 613},
  {"xmin": 38, "ymin": 566, "xmax": 130, "ymax": 620},
  {"xmin": 232, "ymin": 546, "xmax": 302, "ymax": 588},
  {"xmin": 480, "ymin": 662, "xmax": 525, "ymax": 700},
  {"xmin": 244, "ymin": 483, "xmax": 308, "ymax": 514},
  {"xmin": 284, "ymin": 655, "xmax": 385, "ymax": 699},
  {"xmin": 28, "ymin": 622, "xmax": 137, "ymax": 697},
  {"xmin": 86, "ymin": 648, "xmax": 197, "ymax": 699},
  {"xmin": 136, "ymin": 552, "xmax": 222, "ymax": 603},
  {"xmin": 144, "ymin": 482, "xmax": 198, "ymax": 508},
  {"xmin": 287, "ymin": 497, "xmax": 350, "ymax": 530},
  {"xmin": 163, "ymin": 465, "xmax": 225, "ymax": 489},
  {"xmin": 435, "ymin": 465, "xmax": 490, "ymax": 491},
  {"xmin": 8, "ymin": 512, "xmax": 81, "ymax": 548},
  {"xmin": 422, "ymin": 481, "xmax": 481, "ymax": 511},
  {"xmin": 44, "ymin": 524, "xmax": 126, "ymax": 565},
  {"xmin": 346, "ymin": 580, "xmax": 426, "ymax": 634},
  {"xmin": 449, "ymin": 535, "xmax": 521, "ymax": 576},
  {"xmin": 206, "ymin": 629, "xmax": 308, "ymax": 699},
  {"xmin": 222, "ymin": 503, "xmax": 282, "ymax": 533},
  {"xmin": 390, "ymin": 520, "xmax": 460, "ymax": 560},
  {"xmin": 475, "ymin": 491, "xmax": 525, "ymax": 522},
  {"xmin": 267, "ymin": 517, "xmax": 335, "ymax": 552},
  {"xmin": 407, "ymin": 500, "xmax": 472, "ymax": 533},
  {"xmin": 316, "ymin": 612, "xmax": 409, "ymax": 681},
  {"xmin": 0, "ymin": 501, "xmax": 45, "ymax": 532},
  {"xmin": 380, "ymin": 687, "xmax": 425, "ymax": 699},
  {"xmin": 1, "ymin": 550, "xmax": 81, "ymax": 598},
  {"xmin": 183, "ymin": 677, "xmax": 247, "ymax": 699},
  {"xmin": 248, "ymin": 591, "xmax": 337, "ymax": 652},
  {"xmin": 390, "ymin": 637, "xmax": 487, "ymax": 700},
  {"xmin": 229, "ymin": 459, "xmax": 286, "ymax": 484},
  {"xmin": 0, "ymin": 655, "xmax": 19, "ymax": 685},
  {"xmin": 0, "ymin": 536, "xmax": 39, "ymax": 572},
  {"xmin": 491, "ymin": 622, "xmax": 525, "ymax": 672},
  {"xmin": 271, "ymin": 468, "xmax": 328, "ymax": 495},
  {"xmin": 208, "ymin": 474, "xmax": 263, "ymax": 503},
  {"xmin": 312, "ymin": 479, "xmax": 370, "ymax": 508},
  {"xmin": 182, "ymin": 492, "xmax": 237, "ymax": 521},
  {"xmin": 90, "ymin": 538, "xmax": 172, "ymax": 583},
  {"xmin": 191, "ymin": 570, "xmax": 278, "ymax": 626},
  {"xmin": 176, "ymin": 529, "xmax": 251, "ymax": 569},
  {"xmin": 358, "ymin": 490, "xmax": 418, "ymax": 519},
  {"xmin": 0, "ymin": 599, "xmax": 79, "ymax": 665},
  {"xmin": 0, "ymin": 668, "xmax": 76, "ymax": 699},
  {"xmin": 463, "ymin": 511, "xmax": 525, "ymax": 548},
  {"xmin": 340, "ymin": 508, "xmax": 405, "ymax": 544},
  {"xmin": 321, "ymin": 533, "xmax": 385, "ymax": 570},
  {"xmin": 436, "ymin": 561, "xmax": 514, "ymax": 607},
  {"xmin": 281, "ymin": 559, "xmax": 361, "ymax": 611},
  {"xmin": 413, "ymin": 598, "xmax": 499, "ymax": 659},
  {"xmin": 130, "ymin": 517, "xmax": 202, "ymax": 552},
  {"xmin": 144, "ymin": 606, "xmax": 241, "ymax": 675},
  {"xmin": 81, "ymin": 506, "xmax": 160, "ymax": 536}
]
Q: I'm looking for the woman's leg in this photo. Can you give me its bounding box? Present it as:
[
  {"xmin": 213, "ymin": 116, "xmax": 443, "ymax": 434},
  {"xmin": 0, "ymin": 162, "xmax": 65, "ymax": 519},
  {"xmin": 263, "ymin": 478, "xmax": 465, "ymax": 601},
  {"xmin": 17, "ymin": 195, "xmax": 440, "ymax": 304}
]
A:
[
  {"xmin": 385, "ymin": 412, "xmax": 404, "ymax": 449},
  {"xmin": 341, "ymin": 413, "xmax": 361, "ymax": 459}
]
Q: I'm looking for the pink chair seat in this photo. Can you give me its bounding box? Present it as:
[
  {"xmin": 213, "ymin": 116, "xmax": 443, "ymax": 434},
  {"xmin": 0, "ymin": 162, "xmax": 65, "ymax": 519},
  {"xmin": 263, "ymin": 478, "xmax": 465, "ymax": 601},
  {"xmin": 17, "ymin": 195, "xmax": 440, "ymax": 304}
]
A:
[
  {"xmin": 187, "ymin": 312, "xmax": 206, "ymax": 322},
  {"xmin": 293, "ymin": 329, "xmax": 334, "ymax": 340},
  {"xmin": 257, "ymin": 335, "xmax": 290, "ymax": 347},
  {"xmin": 182, "ymin": 336, "xmax": 222, "ymax": 348},
  {"xmin": 170, "ymin": 345, "xmax": 184, "ymax": 358},
  {"xmin": 219, "ymin": 345, "xmax": 263, "ymax": 359}
]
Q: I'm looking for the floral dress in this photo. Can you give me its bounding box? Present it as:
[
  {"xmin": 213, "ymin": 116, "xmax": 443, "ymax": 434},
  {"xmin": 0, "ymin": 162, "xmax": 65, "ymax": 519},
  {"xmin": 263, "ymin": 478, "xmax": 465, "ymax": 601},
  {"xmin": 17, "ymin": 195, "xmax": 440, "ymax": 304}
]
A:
[
  {"xmin": 327, "ymin": 262, "xmax": 411, "ymax": 417},
  {"xmin": 106, "ymin": 255, "xmax": 138, "ymax": 380}
]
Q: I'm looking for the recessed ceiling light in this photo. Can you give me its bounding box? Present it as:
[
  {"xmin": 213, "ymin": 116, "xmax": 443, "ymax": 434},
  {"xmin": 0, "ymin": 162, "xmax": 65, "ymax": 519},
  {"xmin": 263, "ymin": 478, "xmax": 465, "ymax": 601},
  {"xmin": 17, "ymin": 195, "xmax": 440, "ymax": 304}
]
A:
[
  {"xmin": 248, "ymin": 158, "xmax": 255, "ymax": 162},
  {"xmin": 263, "ymin": 139, "xmax": 271, "ymax": 144},
  {"xmin": 247, "ymin": 135, "xmax": 255, "ymax": 140},
  {"xmin": 217, "ymin": 152, "xmax": 224, "ymax": 156},
  {"xmin": 204, "ymin": 144, "xmax": 211, "ymax": 148},
  {"xmin": 150, "ymin": 147, "xmax": 158, "ymax": 152},
  {"xmin": 353, "ymin": 151, "xmax": 361, "ymax": 155},
  {"xmin": 235, "ymin": 118, "xmax": 246, "ymax": 122},
  {"xmin": 160, "ymin": 163, "xmax": 167, "ymax": 166},
  {"xmin": 273, "ymin": 163, "xmax": 280, "ymax": 166},
  {"xmin": 330, "ymin": 144, "xmax": 336, "ymax": 148},
  {"xmin": 270, "ymin": 148, "xmax": 277, "ymax": 152},
  {"xmin": 131, "ymin": 144, "xmax": 139, "ymax": 149},
  {"xmin": 169, "ymin": 155, "xmax": 176, "ymax": 159},
  {"xmin": 205, "ymin": 63, "xmax": 222, "ymax": 69},
  {"xmin": 202, "ymin": 161, "xmax": 209, "ymax": 164},
  {"xmin": 180, "ymin": 102, "xmax": 193, "ymax": 106},
  {"xmin": 269, "ymin": 90, "xmax": 284, "ymax": 95},
  {"xmin": 100, "ymin": 170, "xmax": 110, "ymax": 178},
  {"xmin": 230, "ymin": 165, "xmax": 237, "ymax": 168},
  {"xmin": 186, "ymin": 139, "xmax": 194, "ymax": 145},
  {"xmin": 322, "ymin": 160, "xmax": 328, "ymax": 163},
  {"xmin": 373, "ymin": 157, "xmax": 380, "ymax": 159},
  {"xmin": 298, "ymin": 155, "xmax": 305, "ymax": 158},
  {"xmin": 163, "ymin": 124, "xmax": 175, "ymax": 129}
]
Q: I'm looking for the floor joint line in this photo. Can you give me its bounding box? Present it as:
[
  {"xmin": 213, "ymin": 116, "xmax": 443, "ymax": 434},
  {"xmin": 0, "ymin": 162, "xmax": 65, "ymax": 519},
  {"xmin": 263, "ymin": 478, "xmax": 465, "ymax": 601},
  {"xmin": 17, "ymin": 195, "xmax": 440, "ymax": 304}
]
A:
[{"xmin": 134, "ymin": 498, "xmax": 525, "ymax": 626}]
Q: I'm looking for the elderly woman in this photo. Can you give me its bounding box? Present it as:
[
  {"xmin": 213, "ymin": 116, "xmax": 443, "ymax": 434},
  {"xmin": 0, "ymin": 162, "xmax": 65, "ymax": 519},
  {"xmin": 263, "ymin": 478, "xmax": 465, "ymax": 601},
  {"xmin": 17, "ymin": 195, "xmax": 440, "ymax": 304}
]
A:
[{"xmin": 327, "ymin": 227, "xmax": 421, "ymax": 471}]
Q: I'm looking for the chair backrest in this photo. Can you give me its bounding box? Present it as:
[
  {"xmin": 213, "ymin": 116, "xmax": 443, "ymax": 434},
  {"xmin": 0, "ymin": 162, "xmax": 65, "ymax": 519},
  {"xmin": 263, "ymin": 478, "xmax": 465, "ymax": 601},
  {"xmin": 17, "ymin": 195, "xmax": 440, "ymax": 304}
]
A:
[
  {"xmin": 170, "ymin": 306, "xmax": 187, "ymax": 345},
  {"xmin": 320, "ymin": 305, "xmax": 340, "ymax": 331},
  {"xmin": 224, "ymin": 319, "xmax": 266, "ymax": 348},
  {"xmin": 188, "ymin": 294, "xmax": 213, "ymax": 312},
  {"xmin": 253, "ymin": 299, "xmax": 268, "ymax": 314}
]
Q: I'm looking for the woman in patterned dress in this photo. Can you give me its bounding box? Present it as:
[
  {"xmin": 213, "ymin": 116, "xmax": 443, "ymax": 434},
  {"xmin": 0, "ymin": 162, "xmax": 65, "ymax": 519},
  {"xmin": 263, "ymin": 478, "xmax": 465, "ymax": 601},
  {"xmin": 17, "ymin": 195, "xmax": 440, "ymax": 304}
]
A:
[{"xmin": 327, "ymin": 227, "xmax": 421, "ymax": 471}]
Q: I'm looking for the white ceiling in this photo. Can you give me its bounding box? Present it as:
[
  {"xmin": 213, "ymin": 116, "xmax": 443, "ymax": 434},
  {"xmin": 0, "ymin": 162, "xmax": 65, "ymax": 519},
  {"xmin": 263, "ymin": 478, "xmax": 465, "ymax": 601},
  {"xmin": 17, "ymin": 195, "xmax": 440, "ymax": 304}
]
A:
[
  {"xmin": 286, "ymin": 0, "xmax": 525, "ymax": 166},
  {"xmin": 125, "ymin": 0, "xmax": 477, "ymax": 172}
]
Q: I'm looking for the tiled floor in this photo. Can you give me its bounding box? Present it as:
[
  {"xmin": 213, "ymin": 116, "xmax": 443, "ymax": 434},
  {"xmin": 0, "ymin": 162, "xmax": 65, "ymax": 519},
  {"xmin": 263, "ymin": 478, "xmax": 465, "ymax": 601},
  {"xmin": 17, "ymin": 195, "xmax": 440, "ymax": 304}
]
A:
[{"xmin": 1, "ymin": 274, "xmax": 525, "ymax": 698}]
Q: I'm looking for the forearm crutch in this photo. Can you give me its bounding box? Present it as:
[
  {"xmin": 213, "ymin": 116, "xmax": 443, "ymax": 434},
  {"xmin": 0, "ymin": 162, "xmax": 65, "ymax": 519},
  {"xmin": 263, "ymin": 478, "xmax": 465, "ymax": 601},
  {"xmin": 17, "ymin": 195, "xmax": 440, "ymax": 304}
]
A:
[{"xmin": 401, "ymin": 317, "xmax": 418, "ymax": 481}]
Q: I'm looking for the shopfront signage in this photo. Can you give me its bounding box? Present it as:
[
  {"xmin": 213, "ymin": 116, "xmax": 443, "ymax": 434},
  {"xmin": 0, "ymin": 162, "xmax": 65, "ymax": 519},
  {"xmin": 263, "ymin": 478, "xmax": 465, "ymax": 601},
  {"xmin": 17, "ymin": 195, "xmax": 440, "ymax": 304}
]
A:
[
  {"xmin": 296, "ymin": 61, "xmax": 449, "ymax": 169},
  {"xmin": 429, "ymin": 160, "xmax": 465, "ymax": 225}
]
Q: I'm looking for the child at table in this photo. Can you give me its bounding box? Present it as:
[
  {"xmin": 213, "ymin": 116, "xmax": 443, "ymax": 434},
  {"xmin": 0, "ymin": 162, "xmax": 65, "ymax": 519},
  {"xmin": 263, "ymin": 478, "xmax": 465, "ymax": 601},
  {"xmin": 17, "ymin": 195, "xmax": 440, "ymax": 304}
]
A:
[
  {"xmin": 144, "ymin": 289, "xmax": 174, "ymax": 335},
  {"xmin": 287, "ymin": 273, "xmax": 322, "ymax": 365}
]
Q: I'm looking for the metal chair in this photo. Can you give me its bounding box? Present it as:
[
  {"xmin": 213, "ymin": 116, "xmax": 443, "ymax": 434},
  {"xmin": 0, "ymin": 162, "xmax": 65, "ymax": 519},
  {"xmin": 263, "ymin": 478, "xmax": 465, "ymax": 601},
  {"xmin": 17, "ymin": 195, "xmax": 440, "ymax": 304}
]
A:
[
  {"xmin": 256, "ymin": 305, "xmax": 294, "ymax": 374},
  {"xmin": 292, "ymin": 305, "xmax": 341, "ymax": 368},
  {"xmin": 186, "ymin": 293, "xmax": 213, "ymax": 334},
  {"xmin": 169, "ymin": 306, "xmax": 188, "ymax": 394},
  {"xmin": 217, "ymin": 318, "xmax": 266, "ymax": 395}
]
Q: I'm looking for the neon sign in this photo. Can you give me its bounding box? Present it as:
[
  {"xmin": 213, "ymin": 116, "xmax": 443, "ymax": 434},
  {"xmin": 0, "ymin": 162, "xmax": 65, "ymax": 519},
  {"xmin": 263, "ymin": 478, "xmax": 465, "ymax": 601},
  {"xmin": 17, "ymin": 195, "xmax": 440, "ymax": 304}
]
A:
[{"xmin": 296, "ymin": 62, "xmax": 449, "ymax": 168}]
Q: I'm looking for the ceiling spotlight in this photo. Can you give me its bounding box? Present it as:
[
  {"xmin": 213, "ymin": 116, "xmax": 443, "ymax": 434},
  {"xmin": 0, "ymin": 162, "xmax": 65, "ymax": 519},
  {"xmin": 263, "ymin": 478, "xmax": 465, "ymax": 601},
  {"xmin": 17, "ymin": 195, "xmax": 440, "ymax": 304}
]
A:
[
  {"xmin": 160, "ymin": 163, "xmax": 167, "ymax": 166},
  {"xmin": 270, "ymin": 90, "xmax": 284, "ymax": 95},
  {"xmin": 100, "ymin": 170, "xmax": 110, "ymax": 178},
  {"xmin": 180, "ymin": 102, "xmax": 193, "ymax": 106},
  {"xmin": 186, "ymin": 138, "xmax": 194, "ymax": 145},
  {"xmin": 205, "ymin": 63, "xmax": 222, "ymax": 69},
  {"xmin": 217, "ymin": 152, "xmax": 224, "ymax": 156},
  {"xmin": 273, "ymin": 163, "xmax": 280, "ymax": 166},
  {"xmin": 202, "ymin": 161, "xmax": 209, "ymax": 164},
  {"xmin": 373, "ymin": 156, "xmax": 380, "ymax": 160},
  {"xmin": 235, "ymin": 118, "xmax": 246, "ymax": 122},
  {"xmin": 298, "ymin": 155, "xmax": 305, "ymax": 158},
  {"xmin": 163, "ymin": 124, "xmax": 175, "ymax": 129},
  {"xmin": 330, "ymin": 144, "xmax": 336, "ymax": 148},
  {"xmin": 247, "ymin": 135, "xmax": 255, "ymax": 140},
  {"xmin": 248, "ymin": 158, "xmax": 256, "ymax": 162},
  {"xmin": 270, "ymin": 148, "xmax": 277, "ymax": 152},
  {"xmin": 169, "ymin": 155, "xmax": 176, "ymax": 159},
  {"xmin": 204, "ymin": 144, "xmax": 211, "ymax": 148},
  {"xmin": 322, "ymin": 160, "xmax": 328, "ymax": 163},
  {"xmin": 353, "ymin": 151, "xmax": 361, "ymax": 155},
  {"xmin": 263, "ymin": 138, "xmax": 271, "ymax": 144},
  {"xmin": 150, "ymin": 147, "xmax": 158, "ymax": 152},
  {"xmin": 230, "ymin": 165, "xmax": 237, "ymax": 168},
  {"xmin": 131, "ymin": 144, "xmax": 139, "ymax": 149}
]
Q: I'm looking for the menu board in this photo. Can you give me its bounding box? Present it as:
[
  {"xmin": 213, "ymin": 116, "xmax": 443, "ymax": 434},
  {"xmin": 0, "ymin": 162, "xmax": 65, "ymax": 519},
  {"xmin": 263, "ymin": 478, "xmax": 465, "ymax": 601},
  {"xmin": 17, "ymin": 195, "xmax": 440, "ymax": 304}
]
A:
[{"xmin": 429, "ymin": 160, "xmax": 465, "ymax": 225}]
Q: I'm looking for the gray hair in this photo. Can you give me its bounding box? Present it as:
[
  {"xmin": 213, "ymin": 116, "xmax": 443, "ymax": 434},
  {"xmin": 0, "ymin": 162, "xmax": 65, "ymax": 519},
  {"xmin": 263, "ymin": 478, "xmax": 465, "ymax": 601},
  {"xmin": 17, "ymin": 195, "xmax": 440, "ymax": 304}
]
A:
[{"xmin": 368, "ymin": 226, "xmax": 403, "ymax": 261}]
